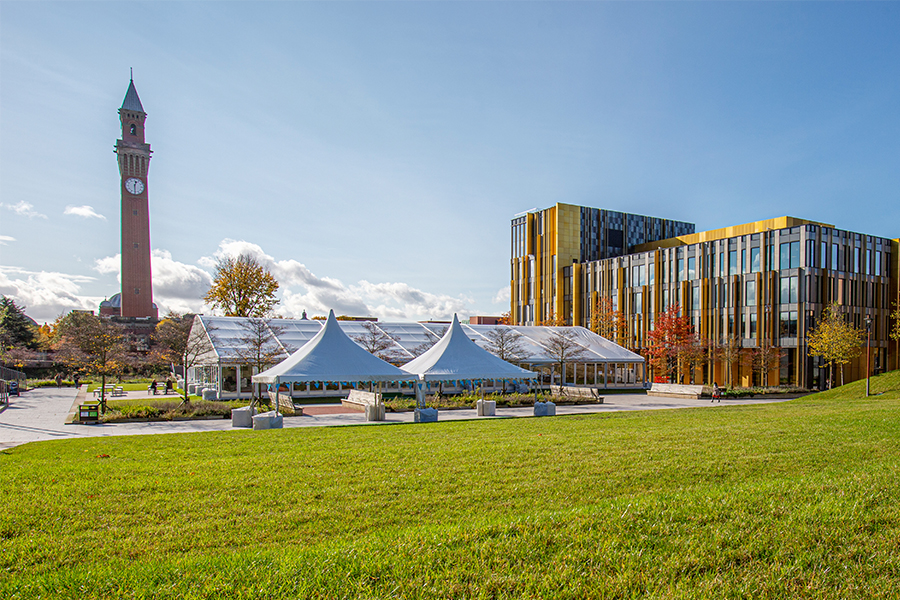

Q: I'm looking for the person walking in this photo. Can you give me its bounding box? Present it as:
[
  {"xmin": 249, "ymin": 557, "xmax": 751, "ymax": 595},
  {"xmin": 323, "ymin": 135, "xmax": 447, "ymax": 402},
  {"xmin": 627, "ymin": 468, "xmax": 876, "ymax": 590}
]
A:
[
  {"xmin": 712, "ymin": 382, "xmax": 721, "ymax": 403},
  {"xmin": 73, "ymin": 373, "xmax": 80, "ymax": 389},
  {"xmin": 55, "ymin": 373, "xmax": 63, "ymax": 388}
]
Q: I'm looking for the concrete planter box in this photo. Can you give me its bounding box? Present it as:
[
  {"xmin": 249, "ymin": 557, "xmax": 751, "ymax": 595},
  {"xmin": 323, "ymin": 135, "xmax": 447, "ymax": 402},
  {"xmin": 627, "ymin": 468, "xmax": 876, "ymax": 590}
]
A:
[
  {"xmin": 231, "ymin": 405, "xmax": 256, "ymax": 428},
  {"xmin": 414, "ymin": 407, "xmax": 438, "ymax": 423},
  {"xmin": 533, "ymin": 401, "xmax": 556, "ymax": 417},
  {"xmin": 476, "ymin": 399, "xmax": 496, "ymax": 416},
  {"xmin": 252, "ymin": 410, "xmax": 283, "ymax": 430},
  {"xmin": 365, "ymin": 404, "xmax": 386, "ymax": 421},
  {"xmin": 202, "ymin": 388, "xmax": 218, "ymax": 401}
]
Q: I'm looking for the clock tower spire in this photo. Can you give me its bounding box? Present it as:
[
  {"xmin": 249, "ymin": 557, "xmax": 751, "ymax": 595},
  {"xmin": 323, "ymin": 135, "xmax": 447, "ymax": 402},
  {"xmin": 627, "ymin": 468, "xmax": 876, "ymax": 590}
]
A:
[{"xmin": 115, "ymin": 75, "xmax": 157, "ymax": 318}]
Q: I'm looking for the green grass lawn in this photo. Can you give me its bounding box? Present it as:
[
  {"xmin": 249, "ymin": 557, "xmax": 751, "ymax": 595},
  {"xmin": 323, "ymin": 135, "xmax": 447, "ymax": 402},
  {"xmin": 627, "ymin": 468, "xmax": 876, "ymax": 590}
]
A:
[{"xmin": 2, "ymin": 372, "xmax": 899, "ymax": 599}]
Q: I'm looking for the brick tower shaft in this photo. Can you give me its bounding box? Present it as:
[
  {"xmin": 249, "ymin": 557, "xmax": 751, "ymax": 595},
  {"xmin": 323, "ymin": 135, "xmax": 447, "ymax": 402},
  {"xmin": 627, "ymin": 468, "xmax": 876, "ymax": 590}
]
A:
[{"xmin": 115, "ymin": 78, "xmax": 156, "ymax": 319}]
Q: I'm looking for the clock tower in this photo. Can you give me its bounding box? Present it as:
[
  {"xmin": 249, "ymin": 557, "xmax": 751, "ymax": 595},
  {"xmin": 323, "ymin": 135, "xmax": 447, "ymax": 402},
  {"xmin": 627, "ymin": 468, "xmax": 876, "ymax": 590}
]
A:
[{"xmin": 115, "ymin": 76, "xmax": 157, "ymax": 318}]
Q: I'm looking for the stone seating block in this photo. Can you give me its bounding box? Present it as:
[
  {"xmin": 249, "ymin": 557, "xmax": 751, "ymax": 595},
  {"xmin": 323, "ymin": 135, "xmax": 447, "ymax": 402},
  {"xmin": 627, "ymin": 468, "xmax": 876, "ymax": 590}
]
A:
[
  {"xmin": 365, "ymin": 404, "xmax": 386, "ymax": 421},
  {"xmin": 231, "ymin": 405, "xmax": 256, "ymax": 428},
  {"xmin": 202, "ymin": 388, "xmax": 218, "ymax": 401},
  {"xmin": 414, "ymin": 407, "xmax": 438, "ymax": 423},
  {"xmin": 534, "ymin": 401, "xmax": 556, "ymax": 417},
  {"xmin": 477, "ymin": 399, "xmax": 496, "ymax": 416},
  {"xmin": 252, "ymin": 410, "xmax": 283, "ymax": 430}
]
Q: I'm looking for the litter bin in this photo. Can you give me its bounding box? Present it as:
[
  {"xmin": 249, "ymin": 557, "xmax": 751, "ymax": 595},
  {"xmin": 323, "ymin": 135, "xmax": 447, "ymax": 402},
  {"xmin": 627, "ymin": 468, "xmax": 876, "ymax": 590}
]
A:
[{"xmin": 79, "ymin": 403, "xmax": 100, "ymax": 423}]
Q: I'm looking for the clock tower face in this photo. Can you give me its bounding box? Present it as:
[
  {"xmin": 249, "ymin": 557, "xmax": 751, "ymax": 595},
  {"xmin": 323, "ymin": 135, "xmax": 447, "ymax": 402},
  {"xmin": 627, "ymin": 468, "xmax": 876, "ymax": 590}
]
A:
[{"xmin": 125, "ymin": 177, "xmax": 144, "ymax": 195}]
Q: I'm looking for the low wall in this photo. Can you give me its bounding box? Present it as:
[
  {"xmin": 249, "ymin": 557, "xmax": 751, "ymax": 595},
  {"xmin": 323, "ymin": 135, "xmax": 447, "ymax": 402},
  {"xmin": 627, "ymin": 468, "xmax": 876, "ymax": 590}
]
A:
[{"xmin": 647, "ymin": 383, "xmax": 709, "ymax": 399}]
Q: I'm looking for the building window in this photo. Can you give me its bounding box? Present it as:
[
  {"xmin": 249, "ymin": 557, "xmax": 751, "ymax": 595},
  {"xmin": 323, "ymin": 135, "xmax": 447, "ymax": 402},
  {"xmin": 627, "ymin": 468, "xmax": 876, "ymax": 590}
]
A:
[
  {"xmin": 719, "ymin": 252, "xmax": 725, "ymax": 277},
  {"xmin": 692, "ymin": 285, "xmax": 700, "ymax": 310},
  {"xmin": 779, "ymin": 311, "xmax": 798, "ymax": 338},
  {"xmin": 130, "ymin": 124, "xmax": 136, "ymax": 135},
  {"xmin": 678, "ymin": 257, "xmax": 685, "ymax": 282},
  {"xmin": 820, "ymin": 241, "xmax": 827, "ymax": 268},
  {"xmin": 750, "ymin": 247, "xmax": 760, "ymax": 273},
  {"xmin": 854, "ymin": 247, "xmax": 860, "ymax": 273},
  {"xmin": 746, "ymin": 280, "xmax": 756, "ymax": 305},
  {"xmin": 134, "ymin": 287, "xmax": 140, "ymax": 295},
  {"xmin": 729, "ymin": 250, "xmax": 738, "ymax": 276},
  {"xmin": 687, "ymin": 257, "xmax": 696, "ymax": 280},
  {"xmin": 832, "ymin": 243, "xmax": 839, "ymax": 271},
  {"xmin": 780, "ymin": 275, "xmax": 798, "ymax": 304},
  {"xmin": 875, "ymin": 251, "xmax": 881, "ymax": 276},
  {"xmin": 780, "ymin": 241, "xmax": 800, "ymax": 270},
  {"xmin": 749, "ymin": 312, "xmax": 757, "ymax": 338}
]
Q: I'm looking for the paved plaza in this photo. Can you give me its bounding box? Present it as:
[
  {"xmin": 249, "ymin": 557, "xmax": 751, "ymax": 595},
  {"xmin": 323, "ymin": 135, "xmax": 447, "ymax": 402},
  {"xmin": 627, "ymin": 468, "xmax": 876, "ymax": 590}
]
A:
[{"xmin": 0, "ymin": 387, "xmax": 792, "ymax": 450}]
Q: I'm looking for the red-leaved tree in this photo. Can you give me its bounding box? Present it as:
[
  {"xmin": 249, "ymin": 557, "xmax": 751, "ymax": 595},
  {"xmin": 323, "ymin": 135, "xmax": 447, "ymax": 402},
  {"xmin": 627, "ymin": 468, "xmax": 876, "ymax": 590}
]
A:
[{"xmin": 647, "ymin": 304, "xmax": 702, "ymax": 383}]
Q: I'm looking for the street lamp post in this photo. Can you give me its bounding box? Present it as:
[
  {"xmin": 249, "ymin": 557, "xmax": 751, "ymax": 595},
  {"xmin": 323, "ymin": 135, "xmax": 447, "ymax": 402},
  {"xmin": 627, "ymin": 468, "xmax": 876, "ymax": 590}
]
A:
[{"xmin": 865, "ymin": 315, "xmax": 872, "ymax": 398}]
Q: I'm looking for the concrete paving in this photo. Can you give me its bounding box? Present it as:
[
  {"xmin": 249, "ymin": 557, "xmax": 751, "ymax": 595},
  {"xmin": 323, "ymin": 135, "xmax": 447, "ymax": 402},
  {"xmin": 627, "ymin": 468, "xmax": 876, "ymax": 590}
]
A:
[{"xmin": 0, "ymin": 386, "xmax": 793, "ymax": 450}]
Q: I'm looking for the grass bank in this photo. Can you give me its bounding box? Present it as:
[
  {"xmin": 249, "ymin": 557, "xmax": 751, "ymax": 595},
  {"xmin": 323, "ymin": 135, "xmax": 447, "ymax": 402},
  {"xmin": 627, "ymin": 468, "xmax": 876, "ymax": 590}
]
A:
[{"xmin": 2, "ymin": 372, "xmax": 899, "ymax": 598}]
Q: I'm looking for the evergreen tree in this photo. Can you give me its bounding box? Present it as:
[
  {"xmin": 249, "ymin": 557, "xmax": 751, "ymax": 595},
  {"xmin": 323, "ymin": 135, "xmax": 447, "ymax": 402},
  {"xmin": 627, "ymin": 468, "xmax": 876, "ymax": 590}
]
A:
[{"xmin": 0, "ymin": 296, "xmax": 38, "ymax": 350}]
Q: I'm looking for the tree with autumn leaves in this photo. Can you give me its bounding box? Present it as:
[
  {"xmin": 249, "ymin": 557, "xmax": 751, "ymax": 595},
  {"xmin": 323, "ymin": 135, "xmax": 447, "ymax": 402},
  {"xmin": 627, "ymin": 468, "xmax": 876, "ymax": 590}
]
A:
[
  {"xmin": 204, "ymin": 254, "xmax": 279, "ymax": 317},
  {"xmin": 53, "ymin": 312, "xmax": 130, "ymax": 411},
  {"xmin": 807, "ymin": 303, "xmax": 865, "ymax": 389},
  {"xmin": 590, "ymin": 296, "xmax": 625, "ymax": 344},
  {"xmin": 646, "ymin": 304, "xmax": 705, "ymax": 383}
]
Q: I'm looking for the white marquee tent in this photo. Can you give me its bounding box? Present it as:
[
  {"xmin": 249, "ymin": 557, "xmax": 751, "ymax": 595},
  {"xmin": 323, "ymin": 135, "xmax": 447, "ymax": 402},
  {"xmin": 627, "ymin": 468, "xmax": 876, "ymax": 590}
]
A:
[
  {"xmin": 401, "ymin": 315, "xmax": 537, "ymax": 382},
  {"xmin": 186, "ymin": 313, "xmax": 646, "ymax": 399},
  {"xmin": 253, "ymin": 310, "xmax": 415, "ymax": 386}
]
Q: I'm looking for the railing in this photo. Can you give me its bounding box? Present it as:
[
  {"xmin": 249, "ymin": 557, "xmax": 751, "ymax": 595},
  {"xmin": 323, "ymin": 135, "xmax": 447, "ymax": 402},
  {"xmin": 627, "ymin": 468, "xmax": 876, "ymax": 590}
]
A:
[{"xmin": 0, "ymin": 365, "xmax": 26, "ymax": 383}]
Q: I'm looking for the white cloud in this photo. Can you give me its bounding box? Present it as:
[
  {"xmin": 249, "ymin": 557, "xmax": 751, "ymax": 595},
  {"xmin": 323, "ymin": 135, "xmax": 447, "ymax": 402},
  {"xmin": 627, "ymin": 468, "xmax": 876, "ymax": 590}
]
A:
[
  {"xmin": 206, "ymin": 239, "xmax": 474, "ymax": 321},
  {"xmin": 492, "ymin": 286, "xmax": 510, "ymax": 304},
  {"xmin": 93, "ymin": 250, "xmax": 214, "ymax": 316},
  {"xmin": 0, "ymin": 235, "xmax": 15, "ymax": 245},
  {"xmin": 0, "ymin": 239, "xmax": 480, "ymax": 324},
  {"xmin": 64, "ymin": 205, "xmax": 106, "ymax": 220},
  {"xmin": 94, "ymin": 255, "xmax": 119, "ymax": 275},
  {"xmin": 1, "ymin": 201, "xmax": 47, "ymax": 219},
  {"xmin": 0, "ymin": 266, "xmax": 100, "ymax": 322}
]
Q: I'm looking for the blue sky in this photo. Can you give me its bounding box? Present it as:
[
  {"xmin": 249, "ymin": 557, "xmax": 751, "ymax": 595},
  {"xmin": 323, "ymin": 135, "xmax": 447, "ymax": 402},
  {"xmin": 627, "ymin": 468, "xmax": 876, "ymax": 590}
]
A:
[{"xmin": 2, "ymin": 2, "xmax": 898, "ymax": 323}]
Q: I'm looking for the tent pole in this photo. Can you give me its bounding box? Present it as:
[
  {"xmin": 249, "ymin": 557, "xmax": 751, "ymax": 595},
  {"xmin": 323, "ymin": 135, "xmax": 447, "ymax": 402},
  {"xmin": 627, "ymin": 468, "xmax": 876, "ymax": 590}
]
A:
[{"xmin": 274, "ymin": 376, "xmax": 280, "ymax": 417}]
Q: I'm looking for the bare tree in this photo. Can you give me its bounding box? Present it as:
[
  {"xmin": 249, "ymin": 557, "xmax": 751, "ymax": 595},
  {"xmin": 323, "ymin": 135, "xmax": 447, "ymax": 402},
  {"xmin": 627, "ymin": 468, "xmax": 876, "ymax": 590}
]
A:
[
  {"xmin": 542, "ymin": 328, "xmax": 588, "ymax": 393},
  {"xmin": 484, "ymin": 326, "xmax": 530, "ymax": 363},
  {"xmin": 713, "ymin": 336, "xmax": 742, "ymax": 389},
  {"xmin": 743, "ymin": 340, "xmax": 784, "ymax": 387},
  {"xmin": 352, "ymin": 321, "xmax": 402, "ymax": 363},
  {"xmin": 410, "ymin": 326, "xmax": 447, "ymax": 357},
  {"xmin": 233, "ymin": 318, "xmax": 289, "ymax": 408}
]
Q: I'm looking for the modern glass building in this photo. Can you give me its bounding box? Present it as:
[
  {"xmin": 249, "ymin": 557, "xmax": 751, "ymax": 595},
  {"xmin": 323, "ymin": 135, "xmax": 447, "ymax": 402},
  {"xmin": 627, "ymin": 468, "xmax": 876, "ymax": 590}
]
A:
[{"xmin": 511, "ymin": 205, "xmax": 900, "ymax": 389}]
